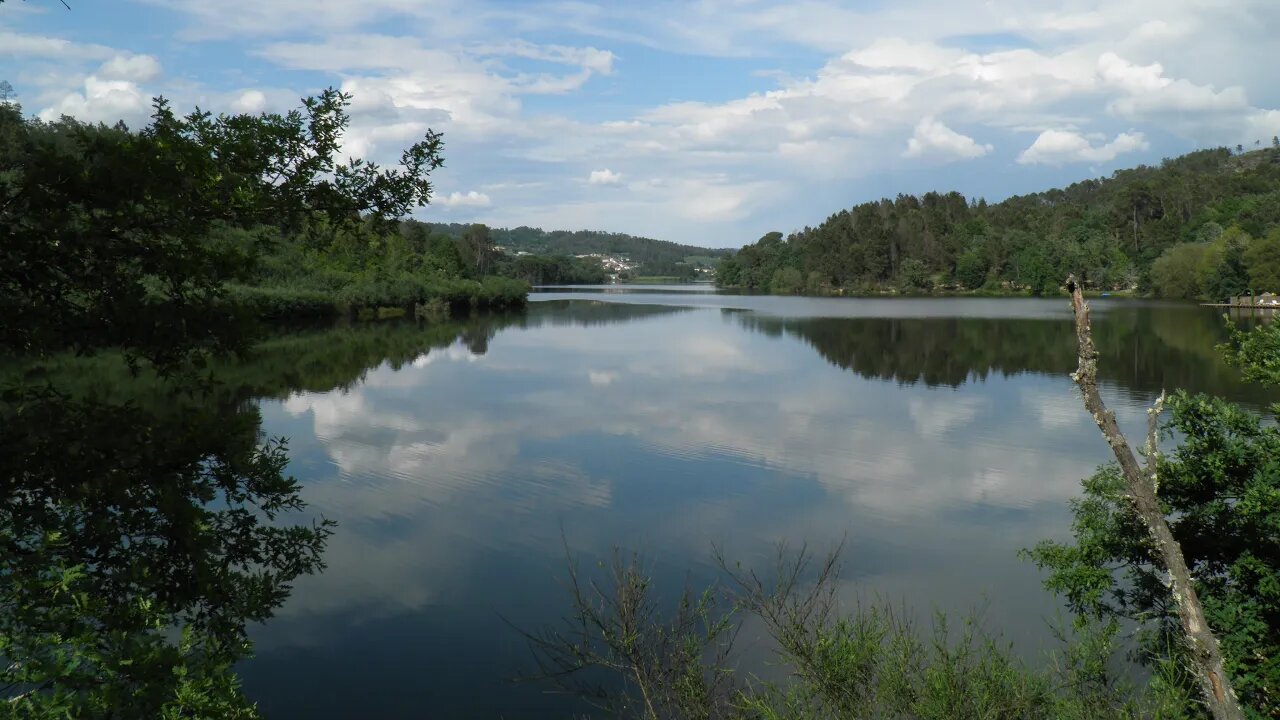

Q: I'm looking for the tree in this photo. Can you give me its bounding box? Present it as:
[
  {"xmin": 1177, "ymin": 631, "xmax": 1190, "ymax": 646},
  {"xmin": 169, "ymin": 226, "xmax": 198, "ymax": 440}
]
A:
[
  {"xmin": 956, "ymin": 247, "xmax": 988, "ymax": 289},
  {"xmin": 1029, "ymin": 279, "xmax": 1271, "ymax": 719},
  {"xmin": 1, "ymin": 87, "xmax": 445, "ymax": 716},
  {"xmin": 1202, "ymin": 238, "xmax": 1250, "ymax": 302},
  {"xmin": 1016, "ymin": 246, "xmax": 1055, "ymax": 295},
  {"xmin": 0, "ymin": 88, "xmax": 444, "ymax": 364},
  {"xmin": 898, "ymin": 257, "xmax": 930, "ymax": 291},
  {"xmin": 770, "ymin": 266, "xmax": 804, "ymax": 294},
  {"xmin": 716, "ymin": 254, "xmax": 741, "ymax": 287},
  {"xmin": 0, "ymin": 80, "xmax": 14, "ymax": 102},
  {"xmin": 1150, "ymin": 243, "xmax": 1208, "ymax": 299},
  {"xmin": 1244, "ymin": 229, "xmax": 1280, "ymax": 292},
  {"xmin": 457, "ymin": 223, "xmax": 497, "ymax": 277}
]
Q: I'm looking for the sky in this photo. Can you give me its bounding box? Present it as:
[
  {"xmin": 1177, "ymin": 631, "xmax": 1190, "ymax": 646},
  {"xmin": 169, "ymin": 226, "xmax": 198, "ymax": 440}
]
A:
[{"xmin": 3, "ymin": 0, "xmax": 1279, "ymax": 247}]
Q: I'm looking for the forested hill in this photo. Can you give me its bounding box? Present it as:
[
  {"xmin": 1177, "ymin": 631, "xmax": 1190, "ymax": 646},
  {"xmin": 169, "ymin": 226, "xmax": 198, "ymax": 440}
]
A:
[
  {"xmin": 718, "ymin": 145, "xmax": 1280, "ymax": 299},
  {"xmin": 425, "ymin": 223, "xmax": 732, "ymax": 268}
]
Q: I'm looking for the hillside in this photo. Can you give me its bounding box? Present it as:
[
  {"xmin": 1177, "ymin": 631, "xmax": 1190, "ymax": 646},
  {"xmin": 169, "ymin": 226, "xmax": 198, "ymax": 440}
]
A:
[
  {"xmin": 718, "ymin": 145, "xmax": 1280, "ymax": 299},
  {"xmin": 425, "ymin": 223, "xmax": 732, "ymax": 278}
]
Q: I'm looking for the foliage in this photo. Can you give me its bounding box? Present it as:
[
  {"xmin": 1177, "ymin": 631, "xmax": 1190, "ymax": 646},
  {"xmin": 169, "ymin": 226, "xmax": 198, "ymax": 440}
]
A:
[
  {"xmin": 0, "ymin": 383, "xmax": 334, "ymax": 718},
  {"xmin": 716, "ymin": 147, "xmax": 1280, "ymax": 297},
  {"xmin": 1151, "ymin": 243, "xmax": 1209, "ymax": 299},
  {"xmin": 898, "ymin": 258, "xmax": 931, "ymax": 291},
  {"xmin": 0, "ymin": 89, "xmax": 443, "ymax": 364},
  {"xmin": 494, "ymin": 253, "xmax": 611, "ymax": 285},
  {"xmin": 530, "ymin": 544, "xmax": 1198, "ymax": 719},
  {"xmin": 956, "ymin": 247, "xmax": 988, "ymax": 290},
  {"xmin": 1243, "ymin": 230, "xmax": 1280, "ymax": 293},
  {"xmin": 1026, "ymin": 319, "xmax": 1280, "ymax": 718},
  {"xmin": 221, "ymin": 218, "xmax": 527, "ymax": 322},
  {"xmin": 524, "ymin": 548, "xmax": 741, "ymax": 719},
  {"xmin": 0, "ymin": 87, "xmax": 469, "ymax": 717}
]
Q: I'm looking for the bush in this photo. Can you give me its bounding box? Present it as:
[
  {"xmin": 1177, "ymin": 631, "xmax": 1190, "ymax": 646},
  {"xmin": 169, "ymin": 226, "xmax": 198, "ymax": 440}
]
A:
[
  {"xmin": 956, "ymin": 249, "xmax": 988, "ymax": 290},
  {"xmin": 225, "ymin": 284, "xmax": 339, "ymax": 322}
]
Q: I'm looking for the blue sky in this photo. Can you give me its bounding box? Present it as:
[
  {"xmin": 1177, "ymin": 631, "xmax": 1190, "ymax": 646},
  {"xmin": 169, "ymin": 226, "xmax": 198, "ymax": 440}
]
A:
[{"xmin": 3, "ymin": 0, "xmax": 1279, "ymax": 247}]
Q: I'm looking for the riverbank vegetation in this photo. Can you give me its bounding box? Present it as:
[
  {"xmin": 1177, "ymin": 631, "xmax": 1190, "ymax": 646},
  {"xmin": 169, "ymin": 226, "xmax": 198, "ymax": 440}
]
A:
[
  {"xmin": 718, "ymin": 145, "xmax": 1280, "ymax": 300},
  {"xmin": 0, "ymin": 89, "xmax": 525, "ymax": 362},
  {"xmin": 0, "ymin": 86, "xmax": 488, "ymax": 717}
]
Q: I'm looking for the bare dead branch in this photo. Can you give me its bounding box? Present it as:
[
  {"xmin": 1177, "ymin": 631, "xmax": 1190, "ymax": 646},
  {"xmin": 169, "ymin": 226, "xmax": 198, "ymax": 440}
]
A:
[
  {"xmin": 1145, "ymin": 391, "xmax": 1166, "ymax": 488},
  {"xmin": 1065, "ymin": 274, "xmax": 1243, "ymax": 720}
]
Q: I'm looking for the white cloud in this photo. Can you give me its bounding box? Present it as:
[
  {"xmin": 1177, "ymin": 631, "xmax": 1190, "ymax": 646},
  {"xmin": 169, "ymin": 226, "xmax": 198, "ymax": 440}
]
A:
[
  {"xmin": 0, "ymin": 30, "xmax": 114, "ymax": 60},
  {"xmin": 903, "ymin": 117, "xmax": 993, "ymax": 160},
  {"xmin": 472, "ymin": 40, "xmax": 615, "ymax": 75},
  {"xmin": 15, "ymin": 0, "xmax": 1280, "ymax": 245},
  {"xmin": 588, "ymin": 370, "xmax": 618, "ymax": 386},
  {"xmin": 436, "ymin": 190, "xmax": 492, "ymax": 208},
  {"xmin": 230, "ymin": 89, "xmax": 268, "ymax": 114},
  {"xmin": 38, "ymin": 76, "xmax": 152, "ymax": 126},
  {"xmin": 1097, "ymin": 52, "xmax": 1169, "ymax": 95},
  {"xmin": 588, "ymin": 168, "xmax": 623, "ymax": 186},
  {"xmin": 1017, "ymin": 129, "xmax": 1149, "ymax": 165},
  {"xmin": 96, "ymin": 54, "xmax": 161, "ymax": 83}
]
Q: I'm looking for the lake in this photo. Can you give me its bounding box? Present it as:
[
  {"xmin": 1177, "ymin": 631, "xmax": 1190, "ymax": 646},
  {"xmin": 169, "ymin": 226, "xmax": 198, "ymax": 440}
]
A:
[{"xmin": 238, "ymin": 287, "xmax": 1272, "ymax": 718}]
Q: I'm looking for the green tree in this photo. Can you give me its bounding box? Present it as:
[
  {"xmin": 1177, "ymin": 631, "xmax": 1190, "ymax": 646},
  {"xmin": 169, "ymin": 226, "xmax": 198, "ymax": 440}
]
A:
[
  {"xmin": 457, "ymin": 223, "xmax": 497, "ymax": 277},
  {"xmin": 1028, "ymin": 320, "xmax": 1280, "ymax": 717},
  {"xmin": 1, "ymin": 87, "xmax": 445, "ymax": 716},
  {"xmin": 1150, "ymin": 243, "xmax": 1208, "ymax": 299},
  {"xmin": 716, "ymin": 254, "xmax": 741, "ymax": 286},
  {"xmin": 956, "ymin": 247, "xmax": 988, "ymax": 290},
  {"xmin": 0, "ymin": 88, "xmax": 443, "ymax": 364},
  {"xmin": 1016, "ymin": 246, "xmax": 1055, "ymax": 295},
  {"xmin": 770, "ymin": 266, "xmax": 804, "ymax": 294},
  {"xmin": 1244, "ymin": 229, "xmax": 1280, "ymax": 292},
  {"xmin": 898, "ymin": 257, "xmax": 930, "ymax": 291}
]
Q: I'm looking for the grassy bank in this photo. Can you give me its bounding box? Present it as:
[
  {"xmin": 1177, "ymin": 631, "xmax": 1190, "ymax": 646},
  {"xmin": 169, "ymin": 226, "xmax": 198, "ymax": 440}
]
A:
[
  {"xmin": 715, "ymin": 284, "xmax": 1141, "ymax": 299},
  {"xmin": 227, "ymin": 276, "xmax": 528, "ymax": 324}
]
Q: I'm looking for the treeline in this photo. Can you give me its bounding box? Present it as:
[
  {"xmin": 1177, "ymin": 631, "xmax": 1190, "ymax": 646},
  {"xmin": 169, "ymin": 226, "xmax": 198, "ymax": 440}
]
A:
[
  {"xmin": 426, "ymin": 222, "xmax": 729, "ymax": 277},
  {"xmin": 719, "ymin": 145, "xmax": 1280, "ymax": 299},
  {"xmin": 1, "ymin": 90, "xmax": 526, "ymax": 362},
  {"xmin": 226, "ymin": 218, "xmax": 527, "ymax": 324}
]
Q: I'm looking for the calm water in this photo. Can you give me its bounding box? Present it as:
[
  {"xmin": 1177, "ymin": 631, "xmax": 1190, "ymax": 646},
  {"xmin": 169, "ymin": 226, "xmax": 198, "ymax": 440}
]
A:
[{"xmin": 239, "ymin": 288, "xmax": 1272, "ymax": 718}]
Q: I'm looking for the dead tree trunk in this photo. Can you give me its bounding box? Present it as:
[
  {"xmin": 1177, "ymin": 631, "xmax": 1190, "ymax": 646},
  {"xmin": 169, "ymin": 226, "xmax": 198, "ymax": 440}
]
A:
[{"xmin": 1066, "ymin": 275, "xmax": 1243, "ymax": 720}]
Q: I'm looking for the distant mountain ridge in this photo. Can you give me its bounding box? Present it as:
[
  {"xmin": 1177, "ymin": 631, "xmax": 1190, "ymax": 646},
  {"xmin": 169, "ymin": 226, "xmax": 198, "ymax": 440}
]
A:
[{"xmin": 424, "ymin": 223, "xmax": 732, "ymax": 272}]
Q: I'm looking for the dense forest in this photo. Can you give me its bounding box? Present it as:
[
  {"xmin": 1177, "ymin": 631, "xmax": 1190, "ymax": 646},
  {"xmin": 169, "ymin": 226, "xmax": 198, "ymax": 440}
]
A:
[
  {"xmin": 718, "ymin": 145, "xmax": 1280, "ymax": 300},
  {"xmin": 425, "ymin": 222, "xmax": 730, "ymax": 279}
]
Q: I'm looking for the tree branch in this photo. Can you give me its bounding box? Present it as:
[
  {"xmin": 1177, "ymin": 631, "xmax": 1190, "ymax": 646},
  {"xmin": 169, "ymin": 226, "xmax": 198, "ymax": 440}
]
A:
[{"xmin": 1066, "ymin": 274, "xmax": 1243, "ymax": 720}]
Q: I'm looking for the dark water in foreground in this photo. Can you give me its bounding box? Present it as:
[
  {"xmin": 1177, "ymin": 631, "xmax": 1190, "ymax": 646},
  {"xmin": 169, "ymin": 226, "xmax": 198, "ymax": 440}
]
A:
[{"xmin": 238, "ymin": 288, "xmax": 1272, "ymax": 718}]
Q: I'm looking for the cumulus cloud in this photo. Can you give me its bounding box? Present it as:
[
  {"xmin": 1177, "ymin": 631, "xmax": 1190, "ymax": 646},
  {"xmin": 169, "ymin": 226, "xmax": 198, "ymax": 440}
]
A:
[
  {"xmin": 38, "ymin": 76, "xmax": 152, "ymax": 126},
  {"xmin": 20, "ymin": 0, "xmax": 1280, "ymax": 244},
  {"xmin": 1017, "ymin": 129, "xmax": 1149, "ymax": 165},
  {"xmin": 588, "ymin": 168, "xmax": 623, "ymax": 186},
  {"xmin": 230, "ymin": 89, "xmax": 268, "ymax": 114},
  {"xmin": 97, "ymin": 54, "xmax": 162, "ymax": 83},
  {"xmin": 903, "ymin": 117, "xmax": 993, "ymax": 160},
  {"xmin": 435, "ymin": 190, "xmax": 492, "ymax": 208}
]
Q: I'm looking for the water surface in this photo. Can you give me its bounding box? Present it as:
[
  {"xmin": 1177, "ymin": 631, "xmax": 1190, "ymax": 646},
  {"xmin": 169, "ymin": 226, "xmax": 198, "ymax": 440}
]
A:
[{"xmin": 239, "ymin": 289, "xmax": 1271, "ymax": 718}]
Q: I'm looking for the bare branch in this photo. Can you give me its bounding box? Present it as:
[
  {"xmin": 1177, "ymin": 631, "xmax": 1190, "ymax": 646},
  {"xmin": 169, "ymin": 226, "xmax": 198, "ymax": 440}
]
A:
[
  {"xmin": 1066, "ymin": 275, "xmax": 1243, "ymax": 720},
  {"xmin": 1145, "ymin": 390, "xmax": 1166, "ymax": 487}
]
